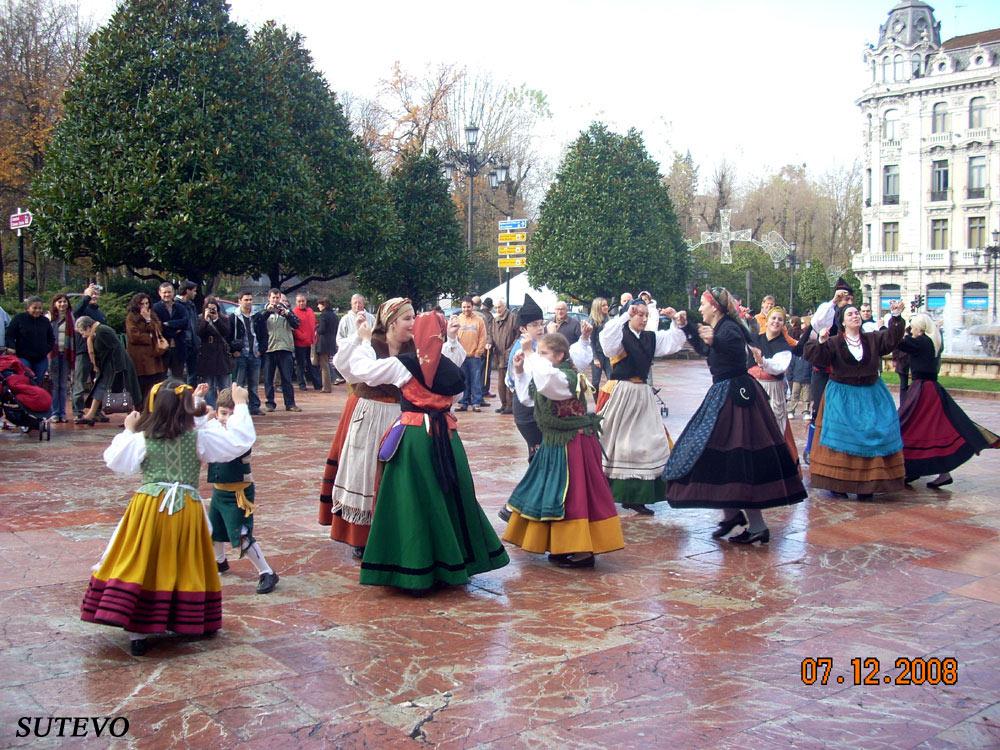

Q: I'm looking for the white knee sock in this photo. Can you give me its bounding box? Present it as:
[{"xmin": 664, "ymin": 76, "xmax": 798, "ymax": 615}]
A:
[
  {"xmin": 214, "ymin": 541, "xmax": 227, "ymax": 564},
  {"xmin": 242, "ymin": 541, "xmax": 272, "ymax": 575}
]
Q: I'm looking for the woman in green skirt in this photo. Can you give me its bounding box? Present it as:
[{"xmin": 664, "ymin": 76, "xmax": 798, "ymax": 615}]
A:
[{"xmin": 345, "ymin": 310, "xmax": 509, "ymax": 592}]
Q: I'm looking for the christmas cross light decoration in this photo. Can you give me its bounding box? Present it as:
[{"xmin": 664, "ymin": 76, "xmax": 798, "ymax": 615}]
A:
[
  {"xmin": 698, "ymin": 209, "xmax": 751, "ymax": 264},
  {"xmin": 759, "ymin": 230, "xmax": 792, "ymax": 267}
]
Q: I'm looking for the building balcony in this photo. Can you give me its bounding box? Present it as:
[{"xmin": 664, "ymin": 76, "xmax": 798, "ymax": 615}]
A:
[
  {"xmin": 926, "ymin": 132, "xmax": 953, "ymax": 145},
  {"xmin": 966, "ymin": 127, "xmax": 992, "ymax": 141},
  {"xmin": 966, "ymin": 187, "xmax": 987, "ymax": 200},
  {"xmin": 881, "ymin": 139, "xmax": 901, "ymax": 151},
  {"xmin": 852, "ymin": 252, "xmax": 905, "ymax": 271},
  {"xmin": 924, "ymin": 251, "xmax": 949, "ymax": 268},
  {"xmin": 929, "ymin": 189, "xmax": 950, "ymax": 203},
  {"xmin": 884, "ymin": 194, "xmax": 900, "ymax": 205}
]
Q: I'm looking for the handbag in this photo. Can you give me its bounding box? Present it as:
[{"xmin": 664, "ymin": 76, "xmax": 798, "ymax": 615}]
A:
[
  {"xmin": 155, "ymin": 333, "xmax": 169, "ymax": 354},
  {"xmin": 102, "ymin": 373, "xmax": 134, "ymax": 414}
]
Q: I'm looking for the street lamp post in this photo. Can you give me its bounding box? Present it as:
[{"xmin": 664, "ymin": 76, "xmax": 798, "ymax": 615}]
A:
[
  {"xmin": 787, "ymin": 242, "xmax": 798, "ymax": 315},
  {"xmin": 985, "ymin": 229, "xmax": 1000, "ymax": 323},
  {"xmin": 442, "ymin": 124, "xmax": 504, "ymax": 270},
  {"xmin": 487, "ymin": 164, "xmax": 519, "ymax": 307}
]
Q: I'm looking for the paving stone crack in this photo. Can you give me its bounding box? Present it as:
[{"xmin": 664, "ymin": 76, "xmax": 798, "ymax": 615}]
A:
[{"xmin": 408, "ymin": 691, "xmax": 452, "ymax": 742}]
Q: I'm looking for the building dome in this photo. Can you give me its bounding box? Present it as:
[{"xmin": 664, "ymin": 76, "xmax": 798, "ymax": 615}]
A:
[{"xmin": 878, "ymin": 0, "xmax": 941, "ymax": 49}]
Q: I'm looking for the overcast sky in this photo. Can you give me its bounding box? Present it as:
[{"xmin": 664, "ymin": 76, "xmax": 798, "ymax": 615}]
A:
[{"xmin": 75, "ymin": 0, "xmax": 998, "ymax": 187}]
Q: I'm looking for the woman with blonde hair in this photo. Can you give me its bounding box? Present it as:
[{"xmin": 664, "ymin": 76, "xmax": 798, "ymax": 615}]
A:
[
  {"xmin": 897, "ymin": 313, "xmax": 998, "ymax": 489},
  {"xmin": 588, "ymin": 297, "xmax": 611, "ymax": 388},
  {"xmin": 318, "ymin": 298, "xmax": 415, "ymax": 559}
]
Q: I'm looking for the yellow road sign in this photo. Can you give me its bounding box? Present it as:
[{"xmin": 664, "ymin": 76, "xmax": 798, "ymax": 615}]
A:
[
  {"xmin": 498, "ymin": 245, "xmax": 527, "ymax": 255},
  {"xmin": 498, "ymin": 232, "xmax": 527, "ymax": 243},
  {"xmin": 498, "ymin": 256, "xmax": 527, "ymax": 268}
]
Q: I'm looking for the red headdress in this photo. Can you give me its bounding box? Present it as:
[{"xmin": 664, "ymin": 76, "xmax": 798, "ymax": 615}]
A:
[{"xmin": 413, "ymin": 311, "xmax": 447, "ymax": 385}]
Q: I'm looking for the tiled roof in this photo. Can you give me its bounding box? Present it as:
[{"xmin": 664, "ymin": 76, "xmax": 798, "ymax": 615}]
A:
[{"xmin": 942, "ymin": 28, "xmax": 1000, "ymax": 50}]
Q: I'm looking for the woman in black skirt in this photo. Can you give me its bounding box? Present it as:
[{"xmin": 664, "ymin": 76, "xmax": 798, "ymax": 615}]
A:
[
  {"xmin": 664, "ymin": 287, "xmax": 807, "ymax": 544},
  {"xmin": 898, "ymin": 313, "xmax": 998, "ymax": 489}
]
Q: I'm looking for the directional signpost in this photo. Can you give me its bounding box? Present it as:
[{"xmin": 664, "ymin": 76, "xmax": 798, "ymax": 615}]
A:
[
  {"xmin": 9, "ymin": 208, "xmax": 33, "ymax": 301},
  {"xmin": 497, "ymin": 218, "xmax": 528, "ymax": 306}
]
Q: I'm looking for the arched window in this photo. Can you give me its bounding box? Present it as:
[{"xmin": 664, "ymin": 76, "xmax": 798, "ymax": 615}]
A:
[
  {"xmin": 883, "ymin": 109, "xmax": 899, "ymax": 140},
  {"xmin": 932, "ymin": 102, "xmax": 949, "ymax": 133},
  {"xmin": 969, "ymin": 97, "xmax": 986, "ymax": 129},
  {"xmin": 894, "ymin": 54, "xmax": 905, "ymax": 80},
  {"xmin": 911, "ymin": 53, "xmax": 922, "ymax": 76},
  {"xmin": 882, "ymin": 56, "xmax": 891, "ymax": 82},
  {"xmin": 871, "ymin": 60, "xmax": 877, "ymax": 82}
]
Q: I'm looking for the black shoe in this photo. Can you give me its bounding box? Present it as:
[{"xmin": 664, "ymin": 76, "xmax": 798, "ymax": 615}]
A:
[
  {"xmin": 729, "ymin": 528, "xmax": 770, "ymax": 545},
  {"xmin": 622, "ymin": 503, "xmax": 654, "ymax": 516},
  {"xmin": 712, "ymin": 511, "xmax": 749, "ymax": 539},
  {"xmin": 256, "ymin": 571, "xmax": 279, "ymax": 594},
  {"xmin": 498, "ymin": 507, "xmax": 512, "ymax": 522},
  {"xmin": 217, "ymin": 559, "xmax": 229, "ymax": 573},
  {"xmin": 352, "ymin": 546, "xmax": 365, "ymax": 560},
  {"xmin": 553, "ymin": 553, "xmax": 596, "ymax": 568},
  {"xmin": 927, "ymin": 475, "xmax": 954, "ymax": 489},
  {"xmin": 249, "ymin": 410, "xmax": 266, "ymax": 416},
  {"xmin": 264, "ymin": 404, "xmax": 276, "ymax": 412},
  {"xmin": 96, "ymin": 415, "xmax": 110, "ymax": 423},
  {"xmin": 857, "ymin": 493, "xmax": 874, "ymax": 501},
  {"xmin": 129, "ymin": 638, "xmax": 151, "ymax": 656},
  {"xmin": 904, "ymin": 476, "xmax": 917, "ymax": 485},
  {"xmin": 829, "ymin": 491, "xmax": 849, "ymax": 498}
]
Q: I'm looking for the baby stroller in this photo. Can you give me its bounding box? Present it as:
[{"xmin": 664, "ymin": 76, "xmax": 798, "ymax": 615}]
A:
[{"xmin": 0, "ymin": 355, "xmax": 52, "ymax": 441}]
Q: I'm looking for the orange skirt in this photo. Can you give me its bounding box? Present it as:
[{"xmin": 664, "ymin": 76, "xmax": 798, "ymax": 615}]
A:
[{"xmin": 809, "ymin": 396, "xmax": 904, "ymax": 494}]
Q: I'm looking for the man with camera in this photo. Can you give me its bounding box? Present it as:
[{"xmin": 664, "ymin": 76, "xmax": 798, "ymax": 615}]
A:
[
  {"xmin": 254, "ymin": 288, "xmax": 301, "ymax": 412},
  {"xmin": 230, "ymin": 290, "xmax": 265, "ymax": 415}
]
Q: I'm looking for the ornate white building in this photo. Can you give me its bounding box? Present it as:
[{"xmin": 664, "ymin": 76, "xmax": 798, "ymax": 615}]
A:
[{"xmin": 852, "ymin": 1, "xmax": 999, "ymax": 325}]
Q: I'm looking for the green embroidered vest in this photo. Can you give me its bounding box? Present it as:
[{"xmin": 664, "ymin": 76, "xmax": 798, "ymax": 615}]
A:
[
  {"xmin": 531, "ymin": 360, "xmax": 602, "ymax": 446},
  {"xmin": 207, "ymin": 450, "xmax": 252, "ymax": 483},
  {"xmin": 141, "ymin": 430, "xmax": 201, "ymax": 487}
]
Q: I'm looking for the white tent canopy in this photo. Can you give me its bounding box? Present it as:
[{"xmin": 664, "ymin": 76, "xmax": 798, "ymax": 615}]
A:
[
  {"xmin": 479, "ymin": 273, "xmax": 561, "ymax": 311},
  {"xmin": 442, "ymin": 273, "xmax": 562, "ymax": 312}
]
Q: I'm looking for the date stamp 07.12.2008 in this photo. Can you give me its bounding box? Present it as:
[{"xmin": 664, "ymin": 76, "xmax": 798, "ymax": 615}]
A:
[{"xmin": 800, "ymin": 657, "xmax": 958, "ymax": 686}]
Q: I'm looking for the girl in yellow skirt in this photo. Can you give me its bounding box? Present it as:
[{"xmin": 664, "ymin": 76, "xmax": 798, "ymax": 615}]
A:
[{"xmin": 81, "ymin": 380, "xmax": 255, "ymax": 655}]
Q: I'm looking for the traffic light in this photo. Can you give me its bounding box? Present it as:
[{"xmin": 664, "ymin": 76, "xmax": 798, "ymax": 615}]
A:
[{"xmin": 910, "ymin": 294, "xmax": 924, "ymax": 312}]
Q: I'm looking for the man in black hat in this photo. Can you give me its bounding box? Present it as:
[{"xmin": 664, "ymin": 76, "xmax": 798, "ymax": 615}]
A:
[{"xmin": 497, "ymin": 294, "xmax": 546, "ymax": 522}]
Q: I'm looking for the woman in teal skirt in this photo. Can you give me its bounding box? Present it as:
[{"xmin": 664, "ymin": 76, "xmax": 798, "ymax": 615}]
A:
[{"xmin": 344, "ymin": 310, "xmax": 509, "ymax": 592}]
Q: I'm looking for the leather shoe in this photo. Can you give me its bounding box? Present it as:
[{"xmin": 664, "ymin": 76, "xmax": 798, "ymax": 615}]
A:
[
  {"xmin": 130, "ymin": 638, "xmax": 151, "ymax": 656},
  {"xmin": 472, "ymin": 406, "xmax": 481, "ymax": 413},
  {"xmin": 352, "ymin": 546, "xmax": 365, "ymax": 560},
  {"xmin": 622, "ymin": 503, "xmax": 654, "ymax": 516},
  {"xmin": 455, "ymin": 405, "xmax": 468, "ymax": 412},
  {"xmin": 712, "ymin": 511, "xmax": 748, "ymax": 539},
  {"xmin": 927, "ymin": 474, "xmax": 953, "ymax": 489},
  {"xmin": 548, "ymin": 552, "xmax": 595, "ymax": 568},
  {"xmin": 217, "ymin": 559, "xmax": 230, "ymax": 573},
  {"xmin": 286, "ymin": 405, "xmax": 302, "ymax": 412},
  {"xmin": 729, "ymin": 528, "xmax": 770, "ymax": 545},
  {"xmin": 74, "ymin": 417, "xmax": 95, "ymax": 426},
  {"xmin": 256, "ymin": 571, "xmax": 279, "ymax": 594},
  {"xmin": 497, "ymin": 506, "xmax": 512, "ymax": 522}
]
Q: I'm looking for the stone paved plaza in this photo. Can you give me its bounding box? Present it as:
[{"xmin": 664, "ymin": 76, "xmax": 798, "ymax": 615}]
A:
[{"xmin": 1, "ymin": 360, "xmax": 998, "ymax": 749}]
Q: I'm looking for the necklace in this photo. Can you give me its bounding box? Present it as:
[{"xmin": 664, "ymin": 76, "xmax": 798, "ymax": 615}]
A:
[{"xmin": 844, "ymin": 333, "xmax": 862, "ymax": 346}]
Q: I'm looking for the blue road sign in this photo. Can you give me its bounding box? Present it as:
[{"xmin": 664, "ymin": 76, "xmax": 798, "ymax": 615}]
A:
[{"xmin": 498, "ymin": 219, "xmax": 527, "ymax": 231}]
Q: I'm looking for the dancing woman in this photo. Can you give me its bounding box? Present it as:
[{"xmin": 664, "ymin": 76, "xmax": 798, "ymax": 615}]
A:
[
  {"xmin": 318, "ymin": 298, "xmax": 414, "ymax": 558},
  {"xmin": 804, "ymin": 299, "xmax": 906, "ymax": 499},
  {"xmin": 665, "ymin": 288, "xmax": 807, "ymax": 544},
  {"xmin": 596, "ymin": 299, "xmax": 687, "ymax": 514},
  {"xmin": 897, "ymin": 313, "xmax": 999, "ymax": 489},
  {"xmin": 748, "ymin": 305, "xmax": 800, "ymax": 465},
  {"xmin": 346, "ymin": 311, "xmax": 509, "ymax": 592}
]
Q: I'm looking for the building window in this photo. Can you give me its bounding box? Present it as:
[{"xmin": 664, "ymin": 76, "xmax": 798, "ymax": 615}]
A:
[
  {"xmin": 883, "ymin": 109, "xmax": 899, "ymax": 140},
  {"xmin": 969, "ymin": 97, "xmax": 986, "ymax": 129},
  {"xmin": 932, "ymin": 102, "xmax": 949, "ymax": 133},
  {"xmin": 911, "ymin": 53, "xmax": 922, "ymax": 76},
  {"xmin": 931, "ymin": 219, "xmax": 949, "ymax": 250},
  {"xmin": 871, "ymin": 60, "xmax": 877, "ymax": 82},
  {"xmin": 883, "ymin": 164, "xmax": 899, "ymax": 203},
  {"xmin": 969, "ymin": 216, "xmax": 986, "ymax": 249},
  {"xmin": 880, "ymin": 283, "xmax": 902, "ymax": 311},
  {"xmin": 894, "ymin": 54, "xmax": 905, "ymax": 80},
  {"xmin": 882, "ymin": 57, "xmax": 891, "ymax": 82},
  {"xmin": 883, "ymin": 222, "xmax": 899, "ymax": 253},
  {"xmin": 968, "ymin": 156, "xmax": 986, "ymax": 199},
  {"xmin": 865, "ymin": 168, "xmax": 872, "ymax": 206},
  {"xmin": 931, "ymin": 160, "xmax": 949, "ymax": 201},
  {"xmin": 866, "ymin": 223, "xmax": 872, "ymax": 249}
]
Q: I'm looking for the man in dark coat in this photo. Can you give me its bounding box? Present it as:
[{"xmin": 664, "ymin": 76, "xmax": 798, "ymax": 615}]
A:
[
  {"xmin": 490, "ymin": 299, "xmax": 519, "ymax": 414},
  {"xmin": 72, "ymin": 284, "xmax": 106, "ymax": 419},
  {"xmin": 153, "ymin": 282, "xmax": 189, "ymax": 378},
  {"xmin": 74, "ymin": 316, "xmax": 141, "ymax": 423}
]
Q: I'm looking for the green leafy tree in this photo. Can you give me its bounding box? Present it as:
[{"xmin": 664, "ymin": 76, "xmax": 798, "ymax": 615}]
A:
[
  {"xmin": 529, "ymin": 123, "xmax": 689, "ymax": 307},
  {"xmin": 249, "ymin": 23, "xmax": 391, "ymax": 292},
  {"xmin": 690, "ymin": 245, "xmax": 795, "ymax": 313},
  {"xmin": 31, "ymin": 0, "xmax": 298, "ymax": 291},
  {"xmin": 354, "ymin": 149, "xmax": 465, "ymax": 308},
  {"xmin": 797, "ymin": 259, "xmax": 831, "ymax": 312}
]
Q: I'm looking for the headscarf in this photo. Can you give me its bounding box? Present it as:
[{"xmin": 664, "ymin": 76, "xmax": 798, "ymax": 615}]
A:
[
  {"xmin": 412, "ymin": 311, "xmax": 448, "ymax": 386},
  {"xmin": 373, "ymin": 297, "xmax": 413, "ymax": 336},
  {"xmin": 702, "ymin": 287, "xmax": 753, "ymax": 340}
]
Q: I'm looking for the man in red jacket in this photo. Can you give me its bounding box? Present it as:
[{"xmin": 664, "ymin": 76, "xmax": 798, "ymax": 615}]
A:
[{"xmin": 292, "ymin": 293, "xmax": 322, "ymax": 391}]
